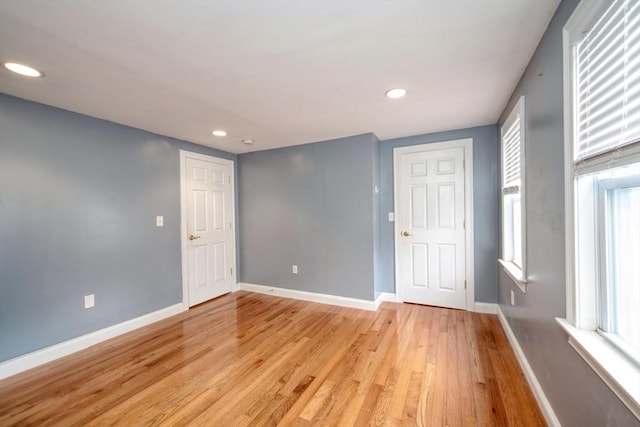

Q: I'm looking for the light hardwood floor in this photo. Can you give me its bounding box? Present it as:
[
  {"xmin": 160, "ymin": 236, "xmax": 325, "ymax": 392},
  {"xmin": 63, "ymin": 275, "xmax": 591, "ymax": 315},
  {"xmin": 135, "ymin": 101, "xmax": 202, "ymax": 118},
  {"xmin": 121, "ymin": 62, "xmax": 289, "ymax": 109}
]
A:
[{"xmin": 0, "ymin": 291, "xmax": 545, "ymax": 426}]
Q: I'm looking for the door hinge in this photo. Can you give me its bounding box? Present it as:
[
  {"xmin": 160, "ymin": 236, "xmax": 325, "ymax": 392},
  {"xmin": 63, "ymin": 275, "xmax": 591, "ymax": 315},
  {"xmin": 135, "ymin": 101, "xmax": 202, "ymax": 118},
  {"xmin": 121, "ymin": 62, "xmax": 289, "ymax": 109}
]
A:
[
  {"xmin": 229, "ymin": 221, "xmax": 233, "ymax": 229},
  {"xmin": 463, "ymin": 159, "xmax": 465, "ymax": 170},
  {"xmin": 464, "ymin": 280, "xmax": 467, "ymax": 289},
  {"xmin": 230, "ymin": 267, "xmax": 233, "ymax": 275},
  {"xmin": 228, "ymin": 176, "xmax": 231, "ymax": 184},
  {"xmin": 463, "ymin": 220, "xmax": 466, "ymax": 229}
]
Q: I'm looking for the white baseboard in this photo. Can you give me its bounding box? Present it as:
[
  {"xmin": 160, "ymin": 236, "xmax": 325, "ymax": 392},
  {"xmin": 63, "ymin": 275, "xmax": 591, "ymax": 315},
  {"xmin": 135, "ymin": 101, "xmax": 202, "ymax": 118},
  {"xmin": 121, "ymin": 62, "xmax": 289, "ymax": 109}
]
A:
[
  {"xmin": 238, "ymin": 282, "xmax": 380, "ymax": 311},
  {"xmin": 0, "ymin": 303, "xmax": 186, "ymax": 380},
  {"xmin": 375, "ymin": 292, "xmax": 399, "ymax": 310},
  {"xmin": 474, "ymin": 302, "xmax": 498, "ymax": 314},
  {"xmin": 240, "ymin": 283, "xmax": 496, "ymax": 317},
  {"xmin": 497, "ymin": 306, "xmax": 560, "ymax": 427}
]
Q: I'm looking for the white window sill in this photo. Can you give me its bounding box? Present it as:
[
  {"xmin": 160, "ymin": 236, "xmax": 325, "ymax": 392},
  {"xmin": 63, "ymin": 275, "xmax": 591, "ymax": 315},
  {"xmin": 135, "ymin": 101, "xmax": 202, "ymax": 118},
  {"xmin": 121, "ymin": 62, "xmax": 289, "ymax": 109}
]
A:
[
  {"xmin": 556, "ymin": 318, "xmax": 640, "ymax": 420},
  {"xmin": 498, "ymin": 259, "xmax": 527, "ymax": 293}
]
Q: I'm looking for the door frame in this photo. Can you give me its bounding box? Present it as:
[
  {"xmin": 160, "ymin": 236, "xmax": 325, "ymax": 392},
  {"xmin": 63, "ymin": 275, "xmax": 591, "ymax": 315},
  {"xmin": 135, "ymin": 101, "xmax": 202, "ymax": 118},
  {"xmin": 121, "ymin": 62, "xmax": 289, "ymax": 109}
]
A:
[
  {"xmin": 393, "ymin": 138, "xmax": 475, "ymax": 310},
  {"xmin": 179, "ymin": 149, "xmax": 237, "ymax": 309}
]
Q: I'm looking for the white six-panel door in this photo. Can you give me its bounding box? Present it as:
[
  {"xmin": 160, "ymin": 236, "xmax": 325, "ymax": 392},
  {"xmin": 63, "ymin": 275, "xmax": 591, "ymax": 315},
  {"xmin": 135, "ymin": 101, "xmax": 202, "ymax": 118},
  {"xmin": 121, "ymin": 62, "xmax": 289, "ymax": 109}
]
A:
[
  {"xmin": 395, "ymin": 141, "xmax": 472, "ymax": 310},
  {"xmin": 181, "ymin": 152, "xmax": 235, "ymax": 307}
]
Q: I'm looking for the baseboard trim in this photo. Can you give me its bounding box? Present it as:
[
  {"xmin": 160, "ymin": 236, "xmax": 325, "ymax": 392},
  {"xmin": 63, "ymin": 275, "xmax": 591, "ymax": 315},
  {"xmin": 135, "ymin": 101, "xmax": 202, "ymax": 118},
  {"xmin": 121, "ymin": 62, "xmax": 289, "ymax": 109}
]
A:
[
  {"xmin": 474, "ymin": 302, "xmax": 498, "ymax": 314},
  {"xmin": 238, "ymin": 282, "xmax": 380, "ymax": 311},
  {"xmin": 239, "ymin": 283, "xmax": 494, "ymax": 316},
  {"xmin": 0, "ymin": 303, "xmax": 186, "ymax": 380},
  {"xmin": 375, "ymin": 292, "xmax": 399, "ymax": 310},
  {"xmin": 497, "ymin": 306, "xmax": 560, "ymax": 427}
]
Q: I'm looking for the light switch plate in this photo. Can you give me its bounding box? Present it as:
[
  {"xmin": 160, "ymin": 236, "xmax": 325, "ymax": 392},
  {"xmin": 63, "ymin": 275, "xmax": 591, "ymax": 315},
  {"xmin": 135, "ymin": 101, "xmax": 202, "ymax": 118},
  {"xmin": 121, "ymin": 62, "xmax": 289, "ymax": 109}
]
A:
[
  {"xmin": 388, "ymin": 212, "xmax": 395, "ymax": 222},
  {"xmin": 292, "ymin": 265, "xmax": 298, "ymax": 274},
  {"xmin": 156, "ymin": 216, "xmax": 164, "ymax": 227}
]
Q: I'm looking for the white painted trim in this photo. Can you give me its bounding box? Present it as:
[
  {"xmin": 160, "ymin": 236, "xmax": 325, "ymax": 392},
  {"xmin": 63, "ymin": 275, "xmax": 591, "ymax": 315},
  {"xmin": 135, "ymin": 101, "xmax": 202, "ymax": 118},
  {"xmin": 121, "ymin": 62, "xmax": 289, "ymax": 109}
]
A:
[
  {"xmin": 392, "ymin": 138, "xmax": 475, "ymax": 311},
  {"xmin": 179, "ymin": 150, "xmax": 236, "ymax": 309},
  {"xmin": 498, "ymin": 259, "xmax": 527, "ymax": 294},
  {"xmin": 474, "ymin": 302, "xmax": 498, "ymax": 314},
  {"xmin": 557, "ymin": 318, "xmax": 640, "ymax": 420},
  {"xmin": 0, "ymin": 303, "xmax": 186, "ymax": 380},
  {"xmin": 564, "ymin": 0, "xmax": 612, "ymax": 46},
  {"xmin": 238, "ymin": 283, "xmax": 379, "ymax": 311},
  {"xmin": 563, "ymin": 0, "xmax": 579, "ymax": 326},
  {"xmin": 375, "ymin": 292, "xmax": 399, "ymax": 310},
  {"xmin": 497, "ymin": 307, "xmax": 561, "ymax": 427}
]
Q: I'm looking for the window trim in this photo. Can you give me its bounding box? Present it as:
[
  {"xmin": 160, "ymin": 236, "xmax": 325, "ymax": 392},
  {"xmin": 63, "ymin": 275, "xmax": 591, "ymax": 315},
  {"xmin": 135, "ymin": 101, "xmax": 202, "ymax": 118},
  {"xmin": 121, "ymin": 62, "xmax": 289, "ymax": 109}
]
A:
[
  {"xmin": 500, "ymin": 96, "xmax": 527, "ymax": 293},
  {"xmin": 597, "ymin": 174, "xmax": 640, "ymax": 352},
  {"xmin": 560, "ymin": 0, "xmax": 640, "ymax": 419},
  {"xmin": 556, "ymin": 319, "xmax": 640, "ymax": 420}
]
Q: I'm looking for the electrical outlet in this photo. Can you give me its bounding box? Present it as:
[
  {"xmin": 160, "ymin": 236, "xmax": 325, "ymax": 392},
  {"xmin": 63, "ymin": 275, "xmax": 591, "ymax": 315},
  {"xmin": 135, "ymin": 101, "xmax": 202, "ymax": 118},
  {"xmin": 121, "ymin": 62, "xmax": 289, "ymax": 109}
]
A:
[
  {"xmin": 85, "ymin": 294, "xmax": 95, "ymax": 309},
  {"xmin": 510, "ymin": 290, "xmax": 515, "ymax": 306},
  {"xmin": 156, "ymin": 216, "xmax": 164, "ymax": 227},
  {"xmin": 292, "ymin": 265, "xmax": 298, "ymax": 274}
]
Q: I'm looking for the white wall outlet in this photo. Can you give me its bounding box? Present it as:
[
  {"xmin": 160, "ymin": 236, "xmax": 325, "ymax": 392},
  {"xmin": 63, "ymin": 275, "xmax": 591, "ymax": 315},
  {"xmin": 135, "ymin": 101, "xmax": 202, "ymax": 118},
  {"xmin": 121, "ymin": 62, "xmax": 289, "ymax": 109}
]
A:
[
  {"xmin": 85, "ymin": 294, "xmax": 95, "ymax": 309},
  {"xmin": 292, "ymin": 265, "xmax": 298, "ymax": 274},
  {"xmin": 510, "ymin": 289, "xmax": 515, "ymax": 306},
  {"xmin": 156, "ymin": 216, "xmax": 164, "ymax": 227},
  {"xmin": 388, "ymin": 212, "xmax": 395, "ymax": 222}
]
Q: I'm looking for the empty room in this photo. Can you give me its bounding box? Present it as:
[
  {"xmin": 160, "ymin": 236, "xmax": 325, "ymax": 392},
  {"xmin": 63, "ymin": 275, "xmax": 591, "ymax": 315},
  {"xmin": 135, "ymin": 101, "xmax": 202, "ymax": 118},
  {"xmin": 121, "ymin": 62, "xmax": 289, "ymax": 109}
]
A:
[{"xmin": 0, "ymin": 0, "xmax": 638, "ymax": 426}]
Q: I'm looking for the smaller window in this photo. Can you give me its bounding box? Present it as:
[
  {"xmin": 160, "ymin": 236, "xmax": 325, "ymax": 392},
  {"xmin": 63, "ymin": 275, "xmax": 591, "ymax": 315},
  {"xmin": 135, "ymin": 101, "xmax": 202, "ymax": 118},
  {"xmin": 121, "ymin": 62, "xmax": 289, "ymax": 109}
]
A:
[{"xmin": 500, "ymin": 97, "xmax": 526, "ymax": 289}]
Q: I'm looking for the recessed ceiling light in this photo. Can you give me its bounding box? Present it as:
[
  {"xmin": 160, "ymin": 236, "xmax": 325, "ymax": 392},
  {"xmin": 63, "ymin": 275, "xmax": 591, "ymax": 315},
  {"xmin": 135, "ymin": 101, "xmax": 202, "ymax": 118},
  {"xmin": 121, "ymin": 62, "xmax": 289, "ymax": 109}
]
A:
[
  {"xmin": 242, "ymin": 139, "xmax": 254, "ymax": 145},
  {"xmin": 3, "ymin": 62, "xmax": 44, "ymax": 78},
  {"xmin": 212, "ymin": 130, "xmax": 227, "ymax": 137},
  {"xmin": 385, "ymin": 88, "xmax": 407, "ymax": 99}
]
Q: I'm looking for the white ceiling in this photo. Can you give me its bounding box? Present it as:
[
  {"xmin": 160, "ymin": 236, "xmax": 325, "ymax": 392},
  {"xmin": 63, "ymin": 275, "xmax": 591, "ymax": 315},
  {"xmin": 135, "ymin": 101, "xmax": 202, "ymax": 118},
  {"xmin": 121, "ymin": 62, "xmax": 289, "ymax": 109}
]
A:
[{"xmin": 0, "ymin": 0, "xmax": 559, "ymax": 154}]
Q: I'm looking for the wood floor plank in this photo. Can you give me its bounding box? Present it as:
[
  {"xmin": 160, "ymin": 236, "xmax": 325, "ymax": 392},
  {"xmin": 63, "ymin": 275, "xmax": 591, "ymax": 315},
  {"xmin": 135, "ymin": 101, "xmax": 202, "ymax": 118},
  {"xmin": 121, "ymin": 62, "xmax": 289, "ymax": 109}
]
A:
[
  {"xmin": 455, "ymin": 311, "xmax": 479, "ymax": 426},
  {"xmin": 0, "ymin": 292, "xmax": 545, "ymax": 427}
]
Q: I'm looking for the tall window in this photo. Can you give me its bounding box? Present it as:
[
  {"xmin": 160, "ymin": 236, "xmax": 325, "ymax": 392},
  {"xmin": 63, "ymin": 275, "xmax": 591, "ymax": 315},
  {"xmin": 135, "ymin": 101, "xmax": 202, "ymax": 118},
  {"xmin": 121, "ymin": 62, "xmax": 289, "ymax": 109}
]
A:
[
  {"xmin": 563, "ymin": 0, "xmax": 639, "ymax": 414},
  {"xmin": 500, "ymin": 97, "xmax": 526, "ymax": 288}
]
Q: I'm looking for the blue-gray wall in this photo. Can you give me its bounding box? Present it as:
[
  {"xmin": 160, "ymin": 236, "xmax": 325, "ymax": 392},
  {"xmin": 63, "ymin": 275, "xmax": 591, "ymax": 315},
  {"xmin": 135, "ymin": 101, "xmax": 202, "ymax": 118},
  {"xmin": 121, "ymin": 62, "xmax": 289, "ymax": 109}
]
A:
[
  {"xmin": 0, "ymin": 94, "xmax": 236, "ymax": 362},
  {"xmin": 238, "ymin": 134, "xmax": 378, "ymax": 300},
  {"xmin": 498, "ymin": 1, "xmax": 638, "ymax": 425},
  {"xmin": 380, "ymin": 125, "xmax": 499, "ymax": 303},
  {"xmin": 238, "ymin": 126, "xmax": 499, "ymax": 304}
]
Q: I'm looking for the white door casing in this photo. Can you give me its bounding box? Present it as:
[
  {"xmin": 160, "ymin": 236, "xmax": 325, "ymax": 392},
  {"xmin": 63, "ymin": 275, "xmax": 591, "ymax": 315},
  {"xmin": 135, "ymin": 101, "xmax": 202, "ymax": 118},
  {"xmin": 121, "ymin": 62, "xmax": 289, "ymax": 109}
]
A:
[
  {"xmin": 180, "ymin": 150, "xmax": 236, "ymax": 307},
  {"xmin": 393, "ymin": 139, "xmax": 474, "ymax": 310}
]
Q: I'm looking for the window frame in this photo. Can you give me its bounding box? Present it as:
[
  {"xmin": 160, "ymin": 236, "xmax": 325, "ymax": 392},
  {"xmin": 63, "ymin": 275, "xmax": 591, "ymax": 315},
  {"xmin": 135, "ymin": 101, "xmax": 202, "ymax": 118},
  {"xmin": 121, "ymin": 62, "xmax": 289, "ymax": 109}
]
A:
[
  {"xmin": 597, "ymin": 174, "xmax": 640, "ymax": 364},
  {"xmin": 560, "ymin": 0, "xmax": 640, "ymax": 419},
  {"xmin": 499, "ymin": 96, "xmax": 527, "ymax": 292}
]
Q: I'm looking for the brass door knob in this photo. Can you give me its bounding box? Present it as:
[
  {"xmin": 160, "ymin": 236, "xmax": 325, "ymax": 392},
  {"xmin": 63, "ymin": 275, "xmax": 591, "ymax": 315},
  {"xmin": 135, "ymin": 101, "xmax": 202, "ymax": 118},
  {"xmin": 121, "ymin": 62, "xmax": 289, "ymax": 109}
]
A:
[
  {"xmin": 402, "ymin": 231, "xmax": 413, "ymax": 237},
  {"xmin": 188, "ymin": 234, "xmax": 201, "ymax": 241}
]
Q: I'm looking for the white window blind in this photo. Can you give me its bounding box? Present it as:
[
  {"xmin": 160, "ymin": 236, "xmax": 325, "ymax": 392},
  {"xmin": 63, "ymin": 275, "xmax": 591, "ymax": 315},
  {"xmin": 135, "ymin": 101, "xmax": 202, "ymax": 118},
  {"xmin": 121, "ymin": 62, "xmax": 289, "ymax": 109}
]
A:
[
  {"xmin": 500, "ymin": 96, "xmax": 526, "ymax": 283},
  {"xmin": 502, "ymin": 115, "xmax": 521, "ymax": 192},
  {"xmin": 575, "ymin": 0, "xmax": 640, "ymax": 161}
]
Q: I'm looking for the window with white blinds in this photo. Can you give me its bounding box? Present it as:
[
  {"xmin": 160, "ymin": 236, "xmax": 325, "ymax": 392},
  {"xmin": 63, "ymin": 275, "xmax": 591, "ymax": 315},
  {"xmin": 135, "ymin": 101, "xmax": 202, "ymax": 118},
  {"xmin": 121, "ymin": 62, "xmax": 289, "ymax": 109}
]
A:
[
  {"xmin": 562, "ymin": 0, "xmax": 640, "ymax": 414},
  {"xmin": 575, "ymin": 0, "xmax": 640, "ymax": 161},
  {"xmin": 500, "ymin": 97, "xmax": 526, "ymax": 285}
]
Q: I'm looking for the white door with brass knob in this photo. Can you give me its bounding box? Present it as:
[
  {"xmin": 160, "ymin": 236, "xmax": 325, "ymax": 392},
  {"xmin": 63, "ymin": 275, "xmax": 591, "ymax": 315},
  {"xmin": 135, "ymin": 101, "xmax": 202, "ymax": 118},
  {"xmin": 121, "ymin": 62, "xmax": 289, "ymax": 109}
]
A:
[
  {"xmin": 180, "ymin": 151, "xmax": 235, "ymax": 307},
  {"xmin": 394, "ymin": 139, "xmax": 473, "ymax": 310}
]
